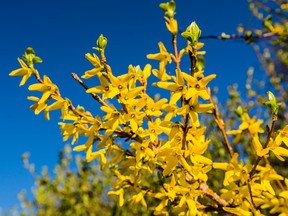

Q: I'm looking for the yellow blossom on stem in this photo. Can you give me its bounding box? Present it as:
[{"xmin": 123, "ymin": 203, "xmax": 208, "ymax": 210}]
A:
[
  {"xmin": 130, "ymin": 192, "xmax": 147, "ymax": 209},
  {"xmin": 118, "ymin": 86, "xmax": 144, "ymax": 106},
  {"xmin": 154, "ymin": 69, "xmax": 186, "ymax": 105},
  {"xmin": 142, "ymin": 118, "xmax": 170, "ymax": 142},
  {"xmin": 108, "ymin": 188, "xmax": 124, "ymax": 207},
  {"xmin": 27, "ymin": 96, "xmax": 48, "ymax": 116},
  {"xmin": 45, "ymin": 95, "xmax": 69, "ymax": 120},
  {"xmin": 81, "ymin": 53, "xmax": 104, "ymax": 79},
  {"xmin": 107, "ymin": 72, "xmax": 130, "ymax": 96},
  {"xmin": 275, "ymin": 125, "xmax": 288, "ymax": 147},
  {"xmin": 28, "ymin": 75, "xmax": 59, "ymax": 111},
  {"xmin": 177, "ymin": 97, "xmax": 214, "ymax": 127},
  {"xmin": 182, "ymin": 72, "xmax": 216, "ymax": 100},
  {"xmin": 86, "ymin": 74, "xmax": 118, "ymax": 99},
  {"xmin": 9, "ymin": 58, "xmax": 34, "ymax": 86},
  {"xmin": 127, "ymin": 64, "xmax": 151, "ymax": 89},
  {"xmin": 141, "ymin": 95, "xmax": 168, "ymax": 117},
  {"xmin": 147, "ymin": 42, "xmax": 172, "ymax": 81},
  {"xmin": 101, "ymin": 105, "xmax": 124, "ymax": 134},
  {"xmin": 124, "ymin": 106, "xmax": 146, "ymax": 132}
]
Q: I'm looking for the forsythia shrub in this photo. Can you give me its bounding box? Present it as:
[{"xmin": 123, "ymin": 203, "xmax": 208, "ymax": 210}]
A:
[{"xmin": 10, "ymin": 1, "xmax": 288, "ymax": 215}]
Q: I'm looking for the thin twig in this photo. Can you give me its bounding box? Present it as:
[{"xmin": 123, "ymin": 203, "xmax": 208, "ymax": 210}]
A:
[
  {"xmin": 247, "ymin": 180, "xmax": 256, "ymax": 210},
  {"xmin": 208, "ymin": 89, "xmax": 234, "ymax": 158},
  {"xmin": 199, "ymin": 182, "xmax": 229, "ymax": 207},
  {"xmin": 181, "ymin": 114, "xmax": 189, "ymax": 150},
  {"xmin": 188, "ymin": 50, "xmax": 196, "ymax": 77},
  {"xmin": 172, "ymin": 34, "xmax": 180, "ymax": 70},
  {"xmin": 71, "ymin": 72, "xmax": 110, "ymax": 107},
  {"xmin": 200, "ymin": 32, "xmax": 276, "ymax": 43},
  {"xmin": 32, "ymin": 68, "xmax": 44, "ymax": 84}
]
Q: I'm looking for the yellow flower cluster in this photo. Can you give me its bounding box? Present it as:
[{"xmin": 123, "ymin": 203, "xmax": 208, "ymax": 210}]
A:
[{"xmin": 9, "ymin": 1, "xmax": 288, "ymax": 215}]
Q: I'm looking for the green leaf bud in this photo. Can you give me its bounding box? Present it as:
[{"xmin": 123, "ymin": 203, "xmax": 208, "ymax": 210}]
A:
[
  {"xmin": 159, "ymin": 0, "xmax": 176, "ymax": 18},
  {"xmin": 264, "ymin": 91, "xmax": 282, "ymax": 115},
  {"xmin": 95, "ymin": 34, "xmax": 108, "ymax": 51},
  {"xmin": 181, "ymin": 21, "xmax": 201, "ymax": 49},
  {"xmin": 22, "ymin": 47, "xmax": 42, "ymax": 67}
]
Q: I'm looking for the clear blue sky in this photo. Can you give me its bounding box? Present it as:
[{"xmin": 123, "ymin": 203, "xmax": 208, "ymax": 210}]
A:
[{"xmin": 1, "ymin": 0, "xmax": 259, "ymax": 212}]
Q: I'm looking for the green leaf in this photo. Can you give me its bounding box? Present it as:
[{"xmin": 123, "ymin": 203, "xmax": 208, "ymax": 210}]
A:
[
  {"xmin": 181, "ymin": 21, "xmax": 201, "ymax": 48},
  {"xmin": 263, "ymin": 91, "xmax": 281, "ymax": 115},
  {"xmin": 22, "ymin": 47, "xmax": 42, "ymax": 67},
  {"xmin": 33, "ymin": 56, "xmax": 43, "ymax": 64},
  {"xmin": 96, "ymin": 34, "xmax": 108, "ymax": 51},
  {"xmin": 159, "ymin": 1, "xmax": 176, "ymax": 18}
]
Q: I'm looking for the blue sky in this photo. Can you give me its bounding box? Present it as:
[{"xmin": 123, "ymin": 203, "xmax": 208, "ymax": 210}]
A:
[{"xmin": 0, "ymin": 0, "xmax": 260, "ymax": 212}]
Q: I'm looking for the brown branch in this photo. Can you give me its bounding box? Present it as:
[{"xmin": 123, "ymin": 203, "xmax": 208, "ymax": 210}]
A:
[
  {"xmin": 208, "ymin": 89, "xmax": 234, "ymax": 158},
  {"xmin": 188, "ymin": 50, "xmax": 196, "ymax": 77},
  {"xmin": 200, "ymin": 32, "xmax": 276, "ymax": 43},
  {"xmin": 114, "ymin": 129, "xmax": 144, "ymax": 143},
  {"xmin": 100, "ymin": 51, "xmax": 111, "ymax": 74},
  {"xmin": 249, "ymin": 114, "xmax": 277, "ymax": 178},
  {"xmin": 71, "ymin": 72, "xmax": 110, "ymax": 107},
  {"xmin": 32, "ymin": 69, "xmax": 44, "ymax": 84},
  {"xmin": 172, "ymin": 34, "xmax": 180, "ymax": 69},
  {"xmin": 247, "ymin": 180, "xmax": 256, "ymax": 210},
  {"xmin": 199, "ymin": 182, "xmax": 229, "ymax": 207},
  {"xmin": 181, "ymin": 114, "xmax": 189, "ymax": 150}
]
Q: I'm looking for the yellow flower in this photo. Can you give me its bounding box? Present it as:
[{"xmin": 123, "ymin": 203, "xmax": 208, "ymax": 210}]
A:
[
  {"xmin": 101, "ymin": 106, "xmax": 124, "ymax": 134},
  {"xmin": 81, "ymin": 53, "xmax": 104, "ymax": 79},
  {"xmin": 164, "ymin": 17, "xmax": 178, "ymax": 35},
  {"xmin": 227, "ymin": 113, "xmax": 264, "ymax": 143},
  {"xmin": 124, "ymin": 106, "xmax": 146, "ymax": 132},
  {"xmin": 9, "ymin": 58, "xmax": 33, "ymax": 86},
  {"xmin": 147, "ymin": 42, "xmax": 172, "ymax": 81},
  {"xmin": 131, "ymin": 141, "xmax": 155, "ymax": 167},
  {"xmin": 177, "ymin": 97, "xmax": 214, "ymax": 127},
  {"xmin": 107, "ymin": 72, "xmax": 130, "ymax": 96},
  {"xmin": 275, "ymin": 125, "xmax": 288, "ymax": 147},
  {"xmin": 141, "ymin": 95, "xmax": 168, "ymax": 117},
  {"xmin": 45, "ymin": 95, "xmax": 69, "ymax": 120},
  {"xmin": 127, "ymin": 64, "xmax": 151, "ymax": 89},
  {"xmin": 73, "ymin": 116, "xmax": 102, "ymax": 154},
  {"xmin": 213, "ymin": 153, "xmax": 251, "ymax": 186},
  {"xmin": 28, "ymin": 75, "xmax": 59, "ymax": 105},
  {"xmin": 130, "ymin": 192, "xmax": 147, "ymax": 209},
  {"xmin": 182, "ymin": 72, "xmax": 216, "ymax": 100},
  {"xmin": 239, "ymin": 113, "xmax": 264, "ymax": 135},
  {"xmin": 108, "ymin": 188, "xmax": 124, "ymax": 207},
  {"xmin": 162, "ymin": 103, "xmax": 178, "ymax": 121},
  {"xmin": 86, "ymin": 74, "xmax": 119, "ymax": 99},
  {"xmin": 118, "ymin": 86, "xmax": 144, "ymax": 107},
  {"xmin": 142, "ymin": 118, "xmax": 170, "ymax": 142},
  {"xmin": 154, "ymin": 69, "xmax": 186, "ymax": 104},
  {"xmin": 27, "ymin": 96, "xmax": 48, "ymax": 116}
]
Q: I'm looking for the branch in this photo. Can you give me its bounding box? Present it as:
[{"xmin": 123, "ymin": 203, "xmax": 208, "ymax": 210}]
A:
[
  {"xmin": 71, "ymin": 72, "xmax": 110, "ymax": 107},
  {"xmin": 172, "ymin": 34, "xmax": 180, "ymax": 70},
  {"xmin": 208, "ymin": 88, "xmax": 234, "ymax": 158},
  {"xmin": 188, "ymin": 50, "xmax": 196, "ymax": 77},
  {"xmin": 181, "ymin": 115, "xmax": 189, "ymax": 150},
  {"xmin": 199, "ymin": 182, "xmax": 229, "ymax": 207},
  {"xmin": 200, "ymin": 32, "xmax": 276, "ymax": 43}
]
